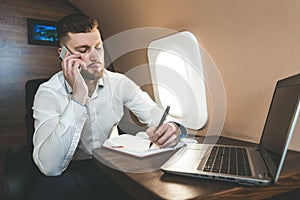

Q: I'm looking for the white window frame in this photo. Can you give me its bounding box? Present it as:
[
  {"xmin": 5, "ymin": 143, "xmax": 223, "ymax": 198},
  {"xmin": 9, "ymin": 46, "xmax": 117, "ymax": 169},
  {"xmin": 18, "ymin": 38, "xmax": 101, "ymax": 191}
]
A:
[{"xmin": 148, "ymin": 31, "xmax": 208, "ymax": 129}]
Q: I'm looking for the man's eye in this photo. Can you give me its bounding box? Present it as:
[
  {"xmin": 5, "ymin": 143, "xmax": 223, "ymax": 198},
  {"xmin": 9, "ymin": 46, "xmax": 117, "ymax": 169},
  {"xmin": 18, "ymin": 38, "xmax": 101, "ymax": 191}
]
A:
[{"xmin": 78, "ymin": 49, "xmax": 87, "ymax": 53}]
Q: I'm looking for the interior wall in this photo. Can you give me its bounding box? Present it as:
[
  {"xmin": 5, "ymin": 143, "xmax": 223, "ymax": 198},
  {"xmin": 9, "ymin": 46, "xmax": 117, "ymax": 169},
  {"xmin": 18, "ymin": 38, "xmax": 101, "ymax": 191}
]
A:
[
  {"xmin": 0, "ymin": 0, "xmax": 79, "ymax": 139},
  {"xmin": 69, "ymin": 0, "xmax": 300, "ymax": 151}
]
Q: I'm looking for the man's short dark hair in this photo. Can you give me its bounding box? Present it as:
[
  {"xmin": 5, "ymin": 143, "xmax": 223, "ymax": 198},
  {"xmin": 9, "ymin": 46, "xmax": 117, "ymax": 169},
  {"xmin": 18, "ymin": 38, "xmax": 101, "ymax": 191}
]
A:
[{"xmin": 57, "ymin": 13, "xmax": 99, "ymax": 46}]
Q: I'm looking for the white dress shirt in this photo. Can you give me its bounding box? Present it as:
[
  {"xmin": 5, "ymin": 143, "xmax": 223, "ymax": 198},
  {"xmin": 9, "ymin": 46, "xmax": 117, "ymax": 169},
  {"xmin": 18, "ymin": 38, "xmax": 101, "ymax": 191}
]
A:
[{"xmin": 32, "ymin": 70, "xmax": 186, "ymax": 176}]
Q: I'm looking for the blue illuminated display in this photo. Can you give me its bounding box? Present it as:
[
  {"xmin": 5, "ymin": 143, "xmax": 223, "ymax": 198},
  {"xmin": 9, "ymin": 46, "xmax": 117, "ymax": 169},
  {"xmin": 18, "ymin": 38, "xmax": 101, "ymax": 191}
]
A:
[{"xmin": 33, "ymin": 24, "xmax": 58, "ymax": 42}]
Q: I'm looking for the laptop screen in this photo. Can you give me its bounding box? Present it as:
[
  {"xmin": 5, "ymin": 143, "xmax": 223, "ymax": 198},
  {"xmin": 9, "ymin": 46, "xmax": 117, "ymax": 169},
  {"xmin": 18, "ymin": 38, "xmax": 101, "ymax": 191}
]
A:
[{"xmin": 259, "ymin": 73, "xmax": 300, "ymax": 181}]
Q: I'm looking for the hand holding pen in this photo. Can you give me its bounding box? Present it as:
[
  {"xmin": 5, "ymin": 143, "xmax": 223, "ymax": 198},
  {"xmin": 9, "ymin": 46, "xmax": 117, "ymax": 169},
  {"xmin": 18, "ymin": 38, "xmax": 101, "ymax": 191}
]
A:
[{"xmin": 148, "ymin": 106, "xmax": 170, "ymax": 148}]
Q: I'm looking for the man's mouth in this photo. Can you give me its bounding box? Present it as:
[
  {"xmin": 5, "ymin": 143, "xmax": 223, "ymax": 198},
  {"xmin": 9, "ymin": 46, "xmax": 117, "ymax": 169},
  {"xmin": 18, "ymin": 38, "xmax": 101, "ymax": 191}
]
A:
[{"xmin": 87, "ymin": 62, "xmax": 103, "ymax": 69}]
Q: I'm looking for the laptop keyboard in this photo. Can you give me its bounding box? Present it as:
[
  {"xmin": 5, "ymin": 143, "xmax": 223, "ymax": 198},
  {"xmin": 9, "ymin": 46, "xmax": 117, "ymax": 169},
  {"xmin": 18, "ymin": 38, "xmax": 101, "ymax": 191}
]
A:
[{"xmin": 202, "ymin": 146, "xmax": 252, "ymax": 176}]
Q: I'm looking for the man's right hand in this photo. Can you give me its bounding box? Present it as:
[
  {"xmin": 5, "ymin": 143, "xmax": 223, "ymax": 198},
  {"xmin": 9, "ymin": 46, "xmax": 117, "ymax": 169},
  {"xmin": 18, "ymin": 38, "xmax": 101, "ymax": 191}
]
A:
[{"xmin": 61, "ymin": 53, "xmax": 88, "ymax": 105}]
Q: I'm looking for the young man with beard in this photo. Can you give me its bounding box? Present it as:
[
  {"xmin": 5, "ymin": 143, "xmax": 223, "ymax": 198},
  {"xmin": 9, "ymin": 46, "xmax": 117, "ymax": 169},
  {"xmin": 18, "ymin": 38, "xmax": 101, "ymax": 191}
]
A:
[{"xmin": 30, "ymin": 13, "xmax": 186, "ymax": 200}]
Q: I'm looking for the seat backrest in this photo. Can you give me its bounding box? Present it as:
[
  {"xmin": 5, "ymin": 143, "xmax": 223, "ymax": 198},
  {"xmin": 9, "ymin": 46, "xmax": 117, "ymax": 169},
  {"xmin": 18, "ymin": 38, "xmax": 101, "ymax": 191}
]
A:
[{"xmin": 25, "ymin": 78, "xmax": 48, "ymax": 147}]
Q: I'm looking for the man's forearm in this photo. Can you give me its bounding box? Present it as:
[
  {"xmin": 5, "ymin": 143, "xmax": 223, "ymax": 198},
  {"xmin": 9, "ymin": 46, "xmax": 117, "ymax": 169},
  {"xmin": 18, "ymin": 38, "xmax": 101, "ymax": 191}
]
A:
[{"xmin": 33, "ymin": 100, "xmax": 88, "ymax": 176}]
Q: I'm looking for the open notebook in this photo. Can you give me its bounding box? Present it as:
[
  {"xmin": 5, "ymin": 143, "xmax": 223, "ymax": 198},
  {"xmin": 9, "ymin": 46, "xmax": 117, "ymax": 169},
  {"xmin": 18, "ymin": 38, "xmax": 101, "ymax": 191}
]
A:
[{"xmin": 103, "ymin": 132, "xmax": 194, "ymax": 158}]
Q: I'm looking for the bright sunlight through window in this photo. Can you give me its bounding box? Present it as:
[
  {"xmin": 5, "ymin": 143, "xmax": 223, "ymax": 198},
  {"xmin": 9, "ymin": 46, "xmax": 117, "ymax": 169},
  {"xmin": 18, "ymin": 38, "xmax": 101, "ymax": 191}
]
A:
[{"xmin": 155, "ymin": 51, "xmax": 187, "ymax": 117}]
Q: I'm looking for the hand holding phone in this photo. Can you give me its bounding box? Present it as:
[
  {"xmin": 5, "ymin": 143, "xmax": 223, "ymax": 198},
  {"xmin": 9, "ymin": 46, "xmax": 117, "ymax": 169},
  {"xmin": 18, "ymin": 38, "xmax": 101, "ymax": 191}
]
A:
[{"xmin": 59, "ymin": 45, "xmax": 82, "ymax": 71}]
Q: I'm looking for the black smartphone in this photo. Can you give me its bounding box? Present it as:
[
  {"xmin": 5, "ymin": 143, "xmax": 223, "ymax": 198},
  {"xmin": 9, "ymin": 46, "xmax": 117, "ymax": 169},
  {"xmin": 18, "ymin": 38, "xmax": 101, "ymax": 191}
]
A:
[{"xmin": 59, "ymin": 45, "xmax": 82, "ymax": 71}]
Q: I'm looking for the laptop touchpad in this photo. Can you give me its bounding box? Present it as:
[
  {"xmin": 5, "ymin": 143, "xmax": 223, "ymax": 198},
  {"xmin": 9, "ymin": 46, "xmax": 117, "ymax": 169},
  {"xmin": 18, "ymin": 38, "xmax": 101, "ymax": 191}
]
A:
[{"xmin": 163, "ymin": 144, "xmax": 210, "ymax": 170}]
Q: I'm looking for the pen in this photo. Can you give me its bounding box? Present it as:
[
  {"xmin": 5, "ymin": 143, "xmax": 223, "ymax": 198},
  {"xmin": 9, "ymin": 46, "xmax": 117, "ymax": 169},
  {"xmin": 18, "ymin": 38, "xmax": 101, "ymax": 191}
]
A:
[{"xmin": 149, "ymin": 106, "xmax": 170, "ymax": 148}]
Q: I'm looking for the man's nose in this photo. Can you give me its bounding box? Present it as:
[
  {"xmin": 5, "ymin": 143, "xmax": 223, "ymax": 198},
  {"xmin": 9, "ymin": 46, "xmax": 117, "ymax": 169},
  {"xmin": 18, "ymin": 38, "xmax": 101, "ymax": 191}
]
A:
[{"xmin": 90, "ymin": 48, "xmax": 100, "ymax": 61}]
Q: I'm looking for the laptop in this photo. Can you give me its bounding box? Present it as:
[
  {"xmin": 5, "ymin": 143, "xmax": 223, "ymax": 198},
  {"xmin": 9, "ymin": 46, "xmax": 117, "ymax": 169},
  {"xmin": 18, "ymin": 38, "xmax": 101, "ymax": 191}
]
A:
[{"xmin": 161, "ymin": 73, "xmax": 300, "ymax": 185}]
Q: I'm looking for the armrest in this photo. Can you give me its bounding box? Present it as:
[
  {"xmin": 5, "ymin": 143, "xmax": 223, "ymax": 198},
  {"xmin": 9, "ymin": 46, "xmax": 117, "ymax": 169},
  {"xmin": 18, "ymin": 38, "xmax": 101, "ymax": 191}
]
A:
[{"xmin": 3, "ymin": 145, "xmax": 39, "ymax": 200}]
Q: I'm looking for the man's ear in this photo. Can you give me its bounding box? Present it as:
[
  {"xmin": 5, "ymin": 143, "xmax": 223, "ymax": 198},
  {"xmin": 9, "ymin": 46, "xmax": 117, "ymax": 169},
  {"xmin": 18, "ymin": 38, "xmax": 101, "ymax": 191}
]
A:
[{"xmin": 57, "ymin": 48, "xmax": 62, "ymax": 55}]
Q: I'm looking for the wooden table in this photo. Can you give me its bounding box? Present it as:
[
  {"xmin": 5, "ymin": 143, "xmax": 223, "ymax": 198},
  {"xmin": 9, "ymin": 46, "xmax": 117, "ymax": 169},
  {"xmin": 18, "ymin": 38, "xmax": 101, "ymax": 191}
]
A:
[{"xmin": 93, "ymin": 136, "xmax": 300, "ymax": 200}]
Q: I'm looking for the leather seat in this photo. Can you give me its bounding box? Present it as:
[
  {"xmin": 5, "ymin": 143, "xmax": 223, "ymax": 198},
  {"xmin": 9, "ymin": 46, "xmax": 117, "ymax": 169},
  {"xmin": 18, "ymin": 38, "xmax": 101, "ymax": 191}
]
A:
[{"xmin": 3, "ymin": 78, "xmax": 48, "ymax": 200}]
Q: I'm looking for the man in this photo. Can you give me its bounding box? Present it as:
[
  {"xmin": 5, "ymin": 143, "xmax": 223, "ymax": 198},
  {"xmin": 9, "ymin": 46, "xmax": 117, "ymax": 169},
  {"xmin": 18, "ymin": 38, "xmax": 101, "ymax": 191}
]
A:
[{"xmin": 31, "ymin": 13, "xmax": 186, "ymax": 199}]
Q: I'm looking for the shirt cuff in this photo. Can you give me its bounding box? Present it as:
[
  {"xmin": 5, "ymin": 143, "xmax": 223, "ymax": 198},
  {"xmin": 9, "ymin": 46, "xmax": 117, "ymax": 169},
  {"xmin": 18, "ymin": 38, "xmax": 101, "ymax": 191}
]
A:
[
  {"xmin": 171, "ymin": 121, "xmax": 187, "ymax": 139},
  {"xmin": 71, "ymin": 98, "xmax": 89, "ymax": 113}
]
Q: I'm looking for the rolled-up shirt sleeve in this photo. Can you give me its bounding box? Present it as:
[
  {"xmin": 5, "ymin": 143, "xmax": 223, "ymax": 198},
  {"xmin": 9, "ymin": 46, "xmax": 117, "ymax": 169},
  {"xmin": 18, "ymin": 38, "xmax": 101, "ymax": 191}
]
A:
[{"xmin": 32, "ymin": 86, "xmax": 88, "ymax": 176}]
